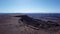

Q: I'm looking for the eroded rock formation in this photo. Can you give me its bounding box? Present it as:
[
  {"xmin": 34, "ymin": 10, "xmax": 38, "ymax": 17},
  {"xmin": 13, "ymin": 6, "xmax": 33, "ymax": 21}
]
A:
[{"xmin": 14, "ymin": 15, "xmax": 60, "ymax": 30}]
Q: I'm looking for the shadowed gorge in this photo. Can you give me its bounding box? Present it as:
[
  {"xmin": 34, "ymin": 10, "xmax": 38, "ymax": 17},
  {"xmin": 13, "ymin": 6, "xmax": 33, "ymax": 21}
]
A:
[{"xmin": 14, "ymin": 15, "xmax": 60, "ymax": 31}]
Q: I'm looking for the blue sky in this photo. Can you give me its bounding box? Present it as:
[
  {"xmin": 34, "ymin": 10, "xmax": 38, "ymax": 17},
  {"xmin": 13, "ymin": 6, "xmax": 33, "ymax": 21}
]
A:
[{"xmin": 0, "ymin": 0, "xmax": 60, "ymax": 13}]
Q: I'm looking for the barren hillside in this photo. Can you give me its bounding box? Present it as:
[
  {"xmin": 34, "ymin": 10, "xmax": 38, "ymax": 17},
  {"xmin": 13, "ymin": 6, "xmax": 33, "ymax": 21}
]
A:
[{"xmin": 0, "ymin": 14, "xmax": 60, "ymax": 34}]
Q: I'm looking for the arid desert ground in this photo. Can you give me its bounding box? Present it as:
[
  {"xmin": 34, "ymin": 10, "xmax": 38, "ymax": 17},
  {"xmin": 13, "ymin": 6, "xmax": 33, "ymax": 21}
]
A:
[{"xmin": 0, "ymin": 13, "xmax": 60, "ymax": 34}]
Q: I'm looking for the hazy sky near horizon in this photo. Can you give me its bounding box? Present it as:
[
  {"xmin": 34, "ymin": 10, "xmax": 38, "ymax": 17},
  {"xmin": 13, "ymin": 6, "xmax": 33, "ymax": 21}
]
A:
[{"xmin": 0, "ymin": 0, "xmax": 60, "ymax": 13}]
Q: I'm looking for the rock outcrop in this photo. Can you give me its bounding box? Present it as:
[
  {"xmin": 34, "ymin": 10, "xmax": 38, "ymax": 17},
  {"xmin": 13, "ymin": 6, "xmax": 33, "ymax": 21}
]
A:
[{"xmin": 14, "ymin": 15, "xmax": 60, "ymax": 30}]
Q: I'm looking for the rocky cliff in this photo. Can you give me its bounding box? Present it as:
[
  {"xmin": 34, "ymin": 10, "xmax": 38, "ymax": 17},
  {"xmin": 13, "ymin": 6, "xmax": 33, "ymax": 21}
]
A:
[{"xmin": 14, "ymin": 15, "xmax": 60, "ymax": 31}]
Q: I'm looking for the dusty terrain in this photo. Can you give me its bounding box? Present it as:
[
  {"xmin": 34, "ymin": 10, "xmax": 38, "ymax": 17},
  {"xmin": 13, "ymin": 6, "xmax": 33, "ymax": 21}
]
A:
[{"xmin": 0, "ymin": 14, "xmax": 60, "ymax": 34}]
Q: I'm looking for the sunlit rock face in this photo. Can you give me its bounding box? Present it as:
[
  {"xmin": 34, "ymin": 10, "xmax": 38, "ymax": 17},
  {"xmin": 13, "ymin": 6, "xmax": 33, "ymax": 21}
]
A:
[{"xmin": 14, "ymin": 15, "xmax": 60, "ymax": 31}]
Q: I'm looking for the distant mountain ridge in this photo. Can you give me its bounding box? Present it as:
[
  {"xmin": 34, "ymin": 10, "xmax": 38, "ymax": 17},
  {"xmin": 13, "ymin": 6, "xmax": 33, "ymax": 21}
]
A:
[{"xmin": 26, "ymin": 13, "xmax": 60, "ymax": 18}]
